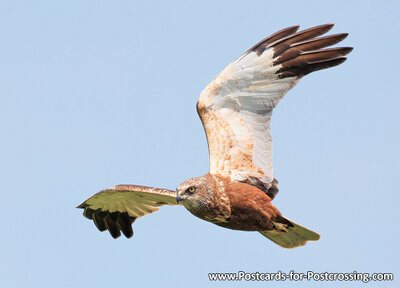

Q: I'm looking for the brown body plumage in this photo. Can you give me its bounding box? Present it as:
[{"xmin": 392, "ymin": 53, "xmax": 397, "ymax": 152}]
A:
[{"xmin": 178, "ymin": 174, "xmax": 284, "ymax": 231}]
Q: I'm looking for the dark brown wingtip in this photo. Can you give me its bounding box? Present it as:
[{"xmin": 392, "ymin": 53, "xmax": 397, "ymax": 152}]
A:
[
  {"xmin": 85, "ymin": 210, "xmax": 136, "ymax": 238},
  {"xmin": 341, "ymin": 46, "xmax": 354, "ymax": 55},
  {"xmin": 269, "ymin": 24, "xmax": 339, "ymax": 59},
  {"xmin": 93, "ymin": 212, "xmax": 107, "ymax": 232},
  {"xmin": 105, "ymin": 214, "xmax": 121, "ymax": 239},
  {"xmin": 277, "ymin": 47, "xmax": 352, "ymax": 67},
  {"xmin": 277, "ymin": 56, "xmax": 347, "ymax": 78},
  {"xmin": 249, "ymin": 25, "xmax": 300, "ymax": 56},
  {"xmin": 118, "ymin": 212, "xmax": 134, "ymax": 238},
  {"xmin": 292, "ymin": 33, "xmax": 349, "ymax": 51},
  {"xmin": 269, "ymin": 23, "xmax": 335, "ymax": 49},
  {"xmin": 305, "ymin": 23, "xmax": 335, "ymax": 35},
  {"xmin": 263, "ymin": 25, "xmax": 300, "ymax": 44},
  {"xmin": 317, "ymin": 23, "xmax": 335, "ymax": 31},
  {"xmin": 269, "ymin": 23, "xmax": 351, "ymax": 79},
  {"xmin": 308, "ymin": 56, "xmax": 348, "ymax": 73}
]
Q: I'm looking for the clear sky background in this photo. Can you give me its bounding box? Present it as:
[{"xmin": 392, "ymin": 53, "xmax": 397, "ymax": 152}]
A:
[{"xmin": 1, "ymin": 1, "xmax": 399, "ymax": 287}]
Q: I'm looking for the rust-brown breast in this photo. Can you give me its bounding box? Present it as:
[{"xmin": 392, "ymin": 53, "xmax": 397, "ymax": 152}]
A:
[{"xmin": 212, "ymin": 176, "xmax": 282, "ymax": 231}]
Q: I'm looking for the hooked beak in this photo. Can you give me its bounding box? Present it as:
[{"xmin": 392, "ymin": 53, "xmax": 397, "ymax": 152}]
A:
[{"xmin": 176, "ymin": 191, "xmax": 183, "ymax": 203}]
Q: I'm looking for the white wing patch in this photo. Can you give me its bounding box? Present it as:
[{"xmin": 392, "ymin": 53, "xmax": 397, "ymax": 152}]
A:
[{"xmin": 199, "ymin": 47, "xmax": 298, "ymax": 189}]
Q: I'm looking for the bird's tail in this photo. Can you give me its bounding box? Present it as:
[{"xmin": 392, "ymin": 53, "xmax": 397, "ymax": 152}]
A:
[{"xmin": 259, "ymin": 217, "xmax": 320, "ymax": 248}]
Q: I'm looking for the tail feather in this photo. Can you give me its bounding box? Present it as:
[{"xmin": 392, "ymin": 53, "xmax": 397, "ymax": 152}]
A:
[{"xmin": 259, "ymin": 218, "xmax": 320, "ymax": 248}]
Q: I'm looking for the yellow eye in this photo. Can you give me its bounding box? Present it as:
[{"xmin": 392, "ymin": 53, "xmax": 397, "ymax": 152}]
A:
[{"xmin": 188, "ymin": 187, "xmax": 195, "ymax": 193}]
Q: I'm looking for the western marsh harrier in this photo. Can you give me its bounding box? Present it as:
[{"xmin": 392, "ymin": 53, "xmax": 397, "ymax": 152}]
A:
[{"xmin": 78, "ymin": 24, "xmax": 352, "ymax": 248}]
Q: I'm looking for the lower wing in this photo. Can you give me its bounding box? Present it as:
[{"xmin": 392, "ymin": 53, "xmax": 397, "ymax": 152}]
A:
[{"xmin": 77, "ymin": 185, "xmax": 179, "ymax": 238}]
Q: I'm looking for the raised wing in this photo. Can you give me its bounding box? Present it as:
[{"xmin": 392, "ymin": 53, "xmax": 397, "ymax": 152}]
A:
[
  {"xmin": 197, "ymin": 24, "xmax": 352, "ymax": 197},
  {"xmin": 77, "ymin": 185, "xmax": 179, "ymax": 238}
]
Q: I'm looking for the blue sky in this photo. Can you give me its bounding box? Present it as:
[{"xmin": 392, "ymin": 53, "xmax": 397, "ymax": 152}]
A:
[{"xmin": 1, "ymin": 0, "xmax": 399, "ymax": 287}]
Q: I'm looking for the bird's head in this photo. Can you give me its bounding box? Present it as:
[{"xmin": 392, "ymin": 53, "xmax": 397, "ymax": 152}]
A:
[{"xmin": 176, "ymin": 175, "xmax": 212, "ymax": 212}]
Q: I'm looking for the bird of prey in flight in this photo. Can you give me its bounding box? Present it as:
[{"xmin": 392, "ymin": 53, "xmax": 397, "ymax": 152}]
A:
[{"xmin": 78, "ymin": 24, "xmax": 352, "ymax": 248}]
